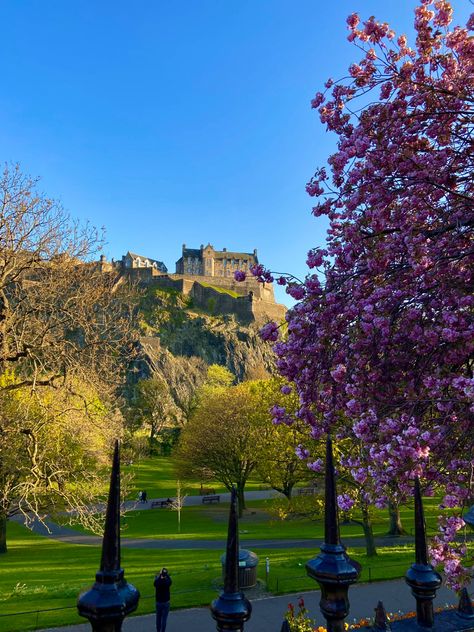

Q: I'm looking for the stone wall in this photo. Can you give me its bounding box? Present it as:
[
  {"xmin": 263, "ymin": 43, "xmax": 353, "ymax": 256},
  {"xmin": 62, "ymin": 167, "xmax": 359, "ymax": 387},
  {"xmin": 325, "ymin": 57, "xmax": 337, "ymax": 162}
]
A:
[
  {"xmin": 169, "ymin": 273, "xmax": 274, "ymax": 301},
  {"xmin": 118, "ymin": 268, "xmax": 286, "ymax": 324},
  {"xmin": 187, "ymin": 282, "xmax": 286, "ymax": 324},
  {"xmin": 188, "ymin": 282, "xmax": 254, "ymax": 323}
]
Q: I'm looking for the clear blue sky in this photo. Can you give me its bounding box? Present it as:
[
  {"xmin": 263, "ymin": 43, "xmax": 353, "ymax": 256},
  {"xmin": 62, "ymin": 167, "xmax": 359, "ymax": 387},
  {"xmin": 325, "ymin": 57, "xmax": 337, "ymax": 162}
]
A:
[{"xmin": 0, "ymin": 1, "xmax": 471, "ymax": 305}]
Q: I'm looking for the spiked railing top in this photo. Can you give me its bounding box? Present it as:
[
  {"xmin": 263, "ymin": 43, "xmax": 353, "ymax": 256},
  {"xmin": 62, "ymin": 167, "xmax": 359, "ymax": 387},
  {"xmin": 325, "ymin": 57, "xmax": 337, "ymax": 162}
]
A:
[
  {"xmin": 413, "ymin": 476, "xmax": 428, "ymax": 566},
  {"xmin": 324, "ymin": 434, "xmax": 340, "ymax": 546},
  {"xmin": 100, "ymin": 440, "xmax": 121, "ymax": 574},
  {"xmin": 223, "ymin": 486, "xmax": 239, "ymax": 594},
  {"xmin": 463, "ymin": 505, "xmax": 474, "ymax": 531}
]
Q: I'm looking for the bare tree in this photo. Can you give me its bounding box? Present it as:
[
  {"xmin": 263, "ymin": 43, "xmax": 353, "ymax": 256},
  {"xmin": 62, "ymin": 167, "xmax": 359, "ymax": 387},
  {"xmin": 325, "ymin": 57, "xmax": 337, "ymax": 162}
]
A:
[{"xmin": 0, "ymin": 164, "xmax": 137, "ymax": 552}]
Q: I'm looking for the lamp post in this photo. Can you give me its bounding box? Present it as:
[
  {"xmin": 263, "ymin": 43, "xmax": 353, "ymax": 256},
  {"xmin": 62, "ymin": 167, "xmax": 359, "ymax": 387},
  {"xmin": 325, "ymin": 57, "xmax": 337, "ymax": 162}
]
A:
[{"xmin": 77, "ymin": 441, "xmax": 139, "ymax": 631}]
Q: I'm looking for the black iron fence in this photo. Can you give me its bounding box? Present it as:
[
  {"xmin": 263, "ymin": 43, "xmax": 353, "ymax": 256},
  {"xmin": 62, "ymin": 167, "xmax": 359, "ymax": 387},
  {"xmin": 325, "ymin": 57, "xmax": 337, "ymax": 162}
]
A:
[{"xmin": 7, "ymin": 438, "xmax": 471, "ymax": 632}]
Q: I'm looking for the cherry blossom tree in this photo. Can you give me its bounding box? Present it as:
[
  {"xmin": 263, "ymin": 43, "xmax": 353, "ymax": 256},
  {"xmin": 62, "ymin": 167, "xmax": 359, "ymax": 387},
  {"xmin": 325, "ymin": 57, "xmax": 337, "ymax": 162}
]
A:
[{"xmin": 238, "ymin": 1, "xmax": 474, "ymax": 589}]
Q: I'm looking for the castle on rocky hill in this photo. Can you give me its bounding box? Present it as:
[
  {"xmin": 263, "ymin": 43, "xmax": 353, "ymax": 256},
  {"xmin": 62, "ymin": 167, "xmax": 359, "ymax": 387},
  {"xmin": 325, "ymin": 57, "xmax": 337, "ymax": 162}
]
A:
[{"xmin": 99, "ymin": 244, "xmax": 286, "ymax": 325}]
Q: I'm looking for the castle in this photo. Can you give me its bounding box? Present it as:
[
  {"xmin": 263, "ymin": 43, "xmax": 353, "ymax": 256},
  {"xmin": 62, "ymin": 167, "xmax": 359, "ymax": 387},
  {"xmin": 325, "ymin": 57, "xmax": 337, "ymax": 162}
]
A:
[
  {"xmin": 99, "ymin": 244, "xmax": 286, "ymax": 324},
  {"xmin": 176, "ymin": 244, "xmax": 258, "ymax": 278}
]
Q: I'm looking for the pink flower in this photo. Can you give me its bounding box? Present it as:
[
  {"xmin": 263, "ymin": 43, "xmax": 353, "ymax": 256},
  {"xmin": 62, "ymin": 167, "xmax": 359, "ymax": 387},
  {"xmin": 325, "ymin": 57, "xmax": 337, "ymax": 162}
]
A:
[
  {"xmin": 234, "ymin": 270, "xmax": 246, "ymax": 282},
  {"xmin": 295, "ymin": 445, "xmax": 310, "ymax": 460},
  {"xmin": 307, "ymin": 459, "xmax": 323, "ymax": 472},
  {"xmin": 337, "ymin": 494, "xmax": 355, "ymax": 511},
  {"xmin": 330, "ymin": 364, "xmax": 347, "ymax": 383},
  {"xmin": 260, "ymin": 321, "xmax": 279, "ymax": 342},
  {"xmin": 306, "ymin": 248, "xmax": 326, "ymax": 269},
  {"xmin": 311, "ymin": 92, "xmax": 325, "ymax": 108},
  {"xmin": 346, "ymin": 13, "xmax": 360, "ymax": 29},
  {"xmin": 287, "ymin": 285, "xmax": 305, "ymax": 300}
]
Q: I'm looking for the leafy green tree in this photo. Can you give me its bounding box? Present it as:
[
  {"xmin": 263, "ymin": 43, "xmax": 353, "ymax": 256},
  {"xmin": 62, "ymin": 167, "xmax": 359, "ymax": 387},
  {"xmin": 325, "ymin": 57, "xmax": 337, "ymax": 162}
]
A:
[
  {"xmin": 0, "ymin": 373, "xmax": 119, "ymax": 552},
  {"xmin": 204, "ymin": 364, "xmax": 234, "ymax": 390},
  {"xmin": 249, "ymin": 379, "xmax": 316, "ymax": 499},
  {"xmin": 175, "ymin": 382, "xmax": 262, "ymax": 516}
]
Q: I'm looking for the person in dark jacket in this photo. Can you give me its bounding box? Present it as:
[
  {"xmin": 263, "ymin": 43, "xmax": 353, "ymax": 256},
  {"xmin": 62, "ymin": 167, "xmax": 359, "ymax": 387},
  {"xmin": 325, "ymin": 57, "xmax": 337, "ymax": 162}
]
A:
[{"xmin": 154, "ymin": 567, "xmax": 172, "ymax": 632}]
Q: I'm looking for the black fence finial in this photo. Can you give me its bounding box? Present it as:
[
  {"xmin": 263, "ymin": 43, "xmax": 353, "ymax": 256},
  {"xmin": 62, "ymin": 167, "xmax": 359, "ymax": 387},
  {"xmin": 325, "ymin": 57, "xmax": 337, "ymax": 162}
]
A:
[
  {"xmin": 405, "ymin": 476, "xmax": 441, "ymax": 629},
  {"xmin": 77, "ymin": 440, "xmax": 139, "ymax": 631},
  {"xmin": 457, "ymin": 587, "xmax": 474, "ymax": 619},
  {"xmin": 306, "ymin": 434, "xmax": 360, "ymax": 632},
  {"xmin": 211, "ymin": 486, "xmax": 251, "ymax": 631},
  {"xmin": 373, "ymin": 600, "xmax": 391, "ymax": 630}
]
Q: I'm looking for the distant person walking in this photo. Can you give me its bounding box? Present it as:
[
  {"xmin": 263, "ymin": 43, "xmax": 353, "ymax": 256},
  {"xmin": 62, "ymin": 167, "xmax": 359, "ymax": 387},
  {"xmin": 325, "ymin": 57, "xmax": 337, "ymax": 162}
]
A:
[{"xmin": 154, "ymin": 567, "xmax": 172, "ymax": 632}]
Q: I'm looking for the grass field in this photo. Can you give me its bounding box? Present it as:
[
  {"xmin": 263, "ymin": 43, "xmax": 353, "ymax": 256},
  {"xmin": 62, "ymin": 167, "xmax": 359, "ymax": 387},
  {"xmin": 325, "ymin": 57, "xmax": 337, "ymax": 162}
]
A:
[
  {"xmin": 0, "ymin": 521, "xmax": 420, "ymax": 632},
  {"xmin": 123, "ymin": 456, "xmax": 270, "ymax": 500},
  {"xmin": 68, "ymin": 492, "xmax": 450, "ymax": 543},
  {"xmin": 1, "ymin": 455, "xmax": 468, "ymax": 632}
]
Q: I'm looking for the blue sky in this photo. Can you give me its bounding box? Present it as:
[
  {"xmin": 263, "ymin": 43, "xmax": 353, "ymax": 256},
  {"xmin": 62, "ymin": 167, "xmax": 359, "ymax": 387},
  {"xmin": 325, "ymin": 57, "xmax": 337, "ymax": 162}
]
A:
[{"xmin": 1, "ymin": 1, "xmax": 471, "ymax": 305}]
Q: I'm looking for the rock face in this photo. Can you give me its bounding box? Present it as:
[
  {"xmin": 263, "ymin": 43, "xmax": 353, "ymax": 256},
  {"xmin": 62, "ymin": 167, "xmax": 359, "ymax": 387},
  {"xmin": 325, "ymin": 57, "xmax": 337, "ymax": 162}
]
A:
[
  {"xmin": 128, "ymin": 287, "xmax": 278, "ymax": 422},
  {"xmin": 156, "ymin": 314, "xmax": 275, "ymax": 380}
]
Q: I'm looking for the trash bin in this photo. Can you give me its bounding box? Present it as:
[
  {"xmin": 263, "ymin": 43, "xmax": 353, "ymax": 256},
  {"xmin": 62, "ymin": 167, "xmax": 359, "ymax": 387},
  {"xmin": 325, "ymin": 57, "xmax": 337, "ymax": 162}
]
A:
[{"xmin": 221, "ymin": 549, "xmax": 259, "ymax": 589}]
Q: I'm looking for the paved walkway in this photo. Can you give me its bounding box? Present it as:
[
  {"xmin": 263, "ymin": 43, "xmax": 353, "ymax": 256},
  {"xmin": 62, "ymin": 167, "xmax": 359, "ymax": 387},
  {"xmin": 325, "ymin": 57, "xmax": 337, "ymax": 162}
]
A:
[
  {"xmin": 38, "ymin": 578, "xmax": 462, "ymax": 632},
  {"xmin": 13, "ymin": 495, "xmax": 473, "ymax": 632},
  {"xmin": 16, "ymin": 512, "xmax": 420, "ymax": 550},
  {"xmin": 12, "ymin": 491, "xmax": 425, "ymax": 551}
]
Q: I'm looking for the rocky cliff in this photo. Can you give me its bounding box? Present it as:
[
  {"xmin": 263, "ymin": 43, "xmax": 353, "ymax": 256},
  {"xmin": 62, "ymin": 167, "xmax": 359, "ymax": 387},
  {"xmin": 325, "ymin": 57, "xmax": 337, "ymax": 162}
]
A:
[{"xmin": 128, "ymin": 286, "xmax": 277, "ymax": 423}]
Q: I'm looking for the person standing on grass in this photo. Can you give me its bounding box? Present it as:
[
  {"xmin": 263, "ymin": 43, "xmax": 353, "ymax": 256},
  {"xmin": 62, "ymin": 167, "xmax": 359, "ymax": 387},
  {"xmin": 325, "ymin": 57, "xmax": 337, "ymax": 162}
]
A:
[{"xmin": 154, "ymin": 567, "xmax": 172, "ymax": 632}]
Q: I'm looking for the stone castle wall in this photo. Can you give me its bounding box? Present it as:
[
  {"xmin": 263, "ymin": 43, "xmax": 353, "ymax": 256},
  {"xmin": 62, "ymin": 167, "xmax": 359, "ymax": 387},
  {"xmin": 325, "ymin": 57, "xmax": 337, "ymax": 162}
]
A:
[{"xmin": 98, "ymin": 263, "xmax": 286, "ymax": 324}]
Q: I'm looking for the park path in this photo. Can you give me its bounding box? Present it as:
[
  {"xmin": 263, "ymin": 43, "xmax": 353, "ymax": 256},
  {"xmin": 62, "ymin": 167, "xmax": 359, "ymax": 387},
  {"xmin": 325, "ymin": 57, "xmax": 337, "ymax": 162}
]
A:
[
  {"xmin": 13, "ymin": 491, "xmax": 418, "ymax": 550},
  {"xmin": 15, "ymin": 494, "xmax": 473, "ymax": 632},
  {"xmin": 37, "ymin": 578, "xmax": 462, "ymax": 632}
]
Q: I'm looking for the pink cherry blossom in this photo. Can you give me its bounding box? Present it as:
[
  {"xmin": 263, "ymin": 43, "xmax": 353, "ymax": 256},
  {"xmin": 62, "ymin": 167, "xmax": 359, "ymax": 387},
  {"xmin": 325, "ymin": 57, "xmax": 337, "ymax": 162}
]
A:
[{"xmin": 251, "ymin": 1, "xmax": 474, "ymax": 589}]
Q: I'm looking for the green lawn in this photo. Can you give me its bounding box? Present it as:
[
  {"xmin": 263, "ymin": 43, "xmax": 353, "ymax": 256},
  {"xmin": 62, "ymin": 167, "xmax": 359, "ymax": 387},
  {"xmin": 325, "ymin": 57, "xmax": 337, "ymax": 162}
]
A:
[
  {"xmin": 123, "ymin": 456, "xmax": 270, "ymax": 500},
  {"xmin": 2, "ymin": 455, "xmax": 466, "ymax": 632},
  {"xmin": 118, "ymin": 503, "xmax": 385, "ymax": 541},
  {"xmin": 0, "ymin": 521, "xmax": 425, "ymax": 632},
  {"xmin": 65, "ymin": 492, "xmax": 457, "ymax": 544},
  {"xmin": 198, "ymin": 282, "xmax": 241, "ymax": 298}
]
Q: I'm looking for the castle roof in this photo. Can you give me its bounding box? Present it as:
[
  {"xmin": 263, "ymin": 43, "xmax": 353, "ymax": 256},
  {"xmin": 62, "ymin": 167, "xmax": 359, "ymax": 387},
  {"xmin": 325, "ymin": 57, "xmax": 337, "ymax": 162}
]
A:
[
  {"xmin": 126, "ymin": 252, "xmax": 167, "ymax": 270},
  {"xmin": 179, "ymin": 247, "xmax": 257, "ymax": 261},
  {"xmin": 213, "ymin": 251, "xmax": 255, "ymax": 260},
  {"xmin": 181, "ymin": 248, "xmax": 202, "ymax": 259}
]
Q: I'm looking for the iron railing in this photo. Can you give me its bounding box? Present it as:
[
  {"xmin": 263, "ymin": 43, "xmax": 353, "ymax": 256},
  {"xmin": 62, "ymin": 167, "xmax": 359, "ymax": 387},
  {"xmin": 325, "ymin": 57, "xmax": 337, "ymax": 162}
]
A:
[{"xmin": 70, "ymin": 437, "xmax": 473, "ymax": 631}]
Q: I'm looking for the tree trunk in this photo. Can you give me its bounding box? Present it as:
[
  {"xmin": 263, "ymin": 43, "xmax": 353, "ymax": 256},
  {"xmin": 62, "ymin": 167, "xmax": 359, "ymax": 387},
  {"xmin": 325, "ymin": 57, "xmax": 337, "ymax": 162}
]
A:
[
  {"xmin": 236, "ymin": 484, "xmax": 246, "ymax": 518},
  {"xmin": 148, "ymin": 425, "xmax": 157, "ymax": 455},
  {"xmin": 0, "ymin": 512, "xmax": 7, "ymax": 554},
  {"xmin": 361, "ymin": 504, "xmax": 377, "ymax": 557},
  {"xmin": 387, "ymin": 501, "xmax": 407, "ymax": 536}
]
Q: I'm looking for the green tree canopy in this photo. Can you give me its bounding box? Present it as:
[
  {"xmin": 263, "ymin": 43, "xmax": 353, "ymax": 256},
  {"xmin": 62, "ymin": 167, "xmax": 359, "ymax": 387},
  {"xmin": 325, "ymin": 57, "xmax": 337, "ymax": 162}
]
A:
[{"xmin": 175, "ymin": 382, "xmax": 262, "ymax": 515}]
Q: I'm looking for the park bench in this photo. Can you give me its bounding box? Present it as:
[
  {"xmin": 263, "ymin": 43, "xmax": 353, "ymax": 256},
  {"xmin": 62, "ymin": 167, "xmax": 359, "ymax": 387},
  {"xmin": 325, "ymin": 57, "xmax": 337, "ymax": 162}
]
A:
[
  {"xmin": 202, "ymin": 494, "xmax": 220, "ymax": 504},
  {"xmin": 151, "ymin": 499, "xmax": 172, "ymax": 509},
  {"xmin": 297, "ymin": 487, "xmax": 317, "ymax": 496}
]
